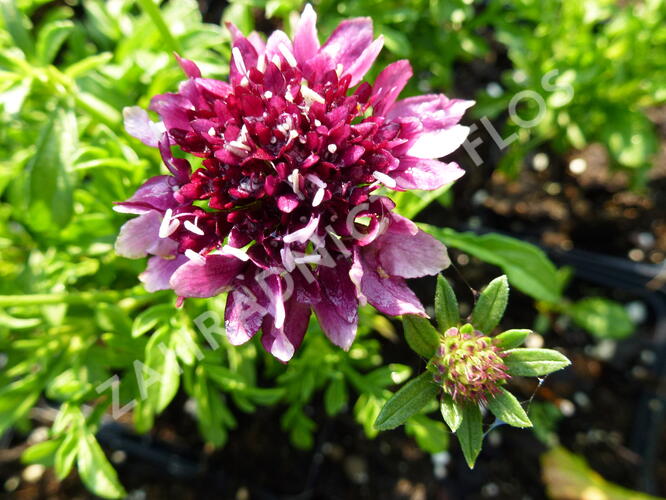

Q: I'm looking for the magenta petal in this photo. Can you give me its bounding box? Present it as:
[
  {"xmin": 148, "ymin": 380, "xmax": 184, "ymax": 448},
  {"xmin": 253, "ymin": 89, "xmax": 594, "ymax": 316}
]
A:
[
  {"xmin": 343, "ymin": 35, "xmax": 384, "ymax": 87},
  {"xmin": 265, "ymin": 30, "xmax": 294, "ymax": 62},
  {"xmin": 407, "ymin": 124, "xmax": 470, "ymax": 159},
  {"xmin": 371, "ymin": 60, "xmax": 413, "ymax": 116},
  {"xmin": 139, "ymin": 255, "xmax": 188, "ymax": 292},
  {"xmin": 149, "ymin": 93, "xmax": 193, "ymax": 132},
  {"xmin": 169, "ymin": 255, "xmax": 245, "ymax": 298},
  {"xmin": 230, "ymin": 37, "xmax": 259, "ymax": 85},
  {"xmin": 321, "ymin": 18, "xmax": 374, "ymax": 72},
  {"xmin": 261, "ymin": 297, "xmax": 311, "ymax": 362},
  {"xmin": 313, "ymin": 262, "xmax": 358, "ymax": 350},
  {"xmin": 114, "ymin": 175, "xmax": 177, "ymax": 214},
  {"xmin": 277, "ymin": 194, "xmax": 300, "ymax": 213},
  {"xmin": 115, "ymin": 210, "xmax": 176, "ymax": 259},
  {"xmin": 123, "ymin": 107, "xmax": 165, "ymax": 148},
  {"xmin": 394, "ymin": 158, "xmax": 465, "ymax": 190},
  {"xmin": 158, "ymin": 134, "xmax": 191, "ymax": 183},
  {"xmin": 174, "ymin": 54, "xmax": 202, "ymax": 78},
  {"xmin": 352, "ymin": 248, "xmax": 427, "ymax": 317},
  {"xmin": 376, "ymin": 215, "xmax": 450, "ymax": 278},
  {"xmin": 225, "ymin": 281, "xmax": 266, "ymax": 346},
  {"xmin": 293, "ymin": 4, "xmax": 320, "ymax": 64}
]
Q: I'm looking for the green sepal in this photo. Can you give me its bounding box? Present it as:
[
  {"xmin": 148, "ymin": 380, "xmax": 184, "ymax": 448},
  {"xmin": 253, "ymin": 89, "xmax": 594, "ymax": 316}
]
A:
[
  {"xmin": 486, "ymin": 388, "xmax": 532, "ymax": 428},
  {"xmin": 457, "ymin": 402, "xmax": 484, "ymax": 468},
  {"xmin": 435, "ymin": 275, "xmax": 459, "ymax": 331},
  {"xmin": 471, "ymin": 275, "xmax": 509, "ymax": 333},
  {"xmin": 440, "ymin": 393, "xmax": 463, "ymax": 432},
  {"xmin": 504, "ymin": 348, "xmax": 571, "ymax": 377},
  {"xmin": 493, "ymin": 329, "xmax": 531, "ymax": 349},
  {"xmin": 374, "ymin": 372, "xmax": 438, "ymax": 431},
  {"xmin": 403, "ymin": 315, "xmax": 440, "ymax": 358}
]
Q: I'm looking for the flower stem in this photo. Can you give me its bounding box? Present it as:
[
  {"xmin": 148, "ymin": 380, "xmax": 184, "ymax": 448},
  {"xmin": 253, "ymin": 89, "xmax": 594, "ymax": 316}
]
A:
[{"xmin": 136, "ymin": 0, "xmax": 182, "ymax": 54}]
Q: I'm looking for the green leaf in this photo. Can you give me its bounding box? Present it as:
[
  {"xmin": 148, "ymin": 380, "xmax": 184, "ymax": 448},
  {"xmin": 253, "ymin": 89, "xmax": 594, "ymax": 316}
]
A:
[
  {"xmin": 132, "ymin": 304, "xmax": 173, "ymax": 338},
  {"xmin": 405, "ymin": 414, "xmax": 449, "ymax": 454},
  {"xmin": 493, "ymin": 329, "xmax": 531, "ymax": 349},
  {"xmin": 324, "ymin": 374, "xmax": 348, "ymax": 416},
  {"xmin": 457, "ymin": 403, "xmax": 484, "ymax": 468},
  {"xmin": 22, "ymin": 439, "xmax": 59, "ymax": 467},
  {"xmin": 55, "ymin": 431, "xmax": 79, "ymax": 480},
  {"xmin": 77, "ymin": 432, "xmax": 126, "ymax": 499},
  {"xmin": 36, "ymin": 19, "xmax": 74, "ymax": 64},
  {"xmin": 440, "ymin": 393, "xmax": 463, "ymax": 432},
  {"xmin": 568, "ymin": 297, "xmax": 634, "ymax": 339},
  {"xmin": 144, "ymin": 329, "xmax": 180, "ymax": 413},
  {"xmin": 402, "ymin": 315, "xmax": 440, "ymax": 358},
  {"xmin": 435, "ymin": 274, "xmax": 460, "ymax": 331},
  {"xmin": 504, "ymin": 348, "xmax": 571, "ymax": 377},
  {"xmin": 486, "ymin": 388, "xmax": 532, "ymax": 428},
  {"xmin": 23, "ymin": 107, "xmax": 77, "ymax": 232},
  {"xmin": 422, "ymin": 227, "xmax": 561, "ymax": 303},
  {"xmin": 471, "ymin": 275, "xmax": 509, "ymax": 333},
  {"xmin": 0, "ymin": 0, "xmax": 34, "ymax": 58},
  {"xmin": 374, "ymin": 372, "xmax": 438, "ymax": 431}
]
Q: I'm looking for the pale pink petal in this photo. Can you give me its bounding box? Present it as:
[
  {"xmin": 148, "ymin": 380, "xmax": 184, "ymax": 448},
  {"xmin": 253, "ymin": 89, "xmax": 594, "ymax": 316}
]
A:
[
  {"xmin": 224, "ymin": 278, "xmax": 266, "ymax": 345},
  {"xmin": 321, "ymin": 18, "xmax": 374, "ymax": 72},
  {"xmin": 371, "ymin": 60, "xmax": 413, "ymax": 116},
  {"xmin": 313, "ymin": 260, "xmax": 358, "ymax": 350},
  {"xmin": 407, "ymin": 125, "xmax": 470, "ymax": 159},
  {"xmin": 343, "ymin": 35, "xmax": 384, "ymax": 87},
  {"xmin": 139, "ymin": 255, "xmax": 188, "ymax": 292},
  {"xmin": 293, "ymin": 4, "xmax": 320, "ymax": 64},
  {"xmin": 115, "ymin": 210, "xmax": 176, "ymax": 259},
  {"xmin": 123, "ymin": 106, "xmax": 165, "ymax": 148},
  {"xmin": 376, "ymin": 214, "xmax": 450, "ymax": 278},
  {"xmin": 393, "ymin": 158, "xmax": 465, "ymax": 190},
  {"xmin": 387, "ymin": 95, "xmax": 474, "ymax": 126},
  {"xmin": 113, "ymin": 176, "xmax": 177, "ymax": 214},
  {"xmin": 169, "ymin": 255, "xmax": 245, "ymax": 298}
]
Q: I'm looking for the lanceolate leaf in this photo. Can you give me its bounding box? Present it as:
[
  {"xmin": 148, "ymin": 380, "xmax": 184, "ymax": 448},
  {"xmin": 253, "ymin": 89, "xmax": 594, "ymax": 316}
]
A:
[
  {"xmin": 421, "ymin": 226, "xmax": 562, "ymax": 303},
  {"xmin": 493, "ymin": 329, "xmax": 531, "ymax": 349},
  {"xmin": 504, "ymin": 348, "xmax": 571, "ymax": 377},
  {"xmin": 471, "ymin": 275, "xmax": 509, "ymax": 333},
  {"xmin": 435, "ymin": 274, "xmax": 460, "ymax": 331},
  {"xmin": 403, "ymin": 315, "xmax": 440, "ymax": 358},
  {"xmin": 458, "ymin": 402, "xmax": 484, "ymax": 468},
  {"xmin": 440, "ymin": 393, "xmax": 463, "ymax": 432},
  {"xmin": 487, "ymin": 388, "xmax": 532, "ymax": 428},
  {"xmin": 374, "ymin": 372, "xmax": 438, "ymax": 431},
  {"xmin": 144, "ymin": 329, "xmax": 180, "ymax": 414},
  {"xmin": 77, "ymin": 432, "xmax": 126, "ymax": 499}
]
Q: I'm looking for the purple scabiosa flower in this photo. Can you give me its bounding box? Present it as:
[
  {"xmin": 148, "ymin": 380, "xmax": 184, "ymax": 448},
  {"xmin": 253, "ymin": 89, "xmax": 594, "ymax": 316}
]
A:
[{"xmin": 115, "ymin": 5, "xmax": 474, "ymax": 361}]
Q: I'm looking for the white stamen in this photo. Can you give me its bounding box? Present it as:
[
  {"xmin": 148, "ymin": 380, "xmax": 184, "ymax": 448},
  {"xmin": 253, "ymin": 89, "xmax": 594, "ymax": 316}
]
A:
[
  {"xmin": 240, "ymin": 76, "xmax": 249, "ymax": 87},
  {"xmin": 257, "ymin": 54, "xmax": 266, "ymax": 73},
  {"xmin": 285, "ymin": 89, "xmax": 294, "ymax": 102},
  {"xmin": 294, "ymin": 254, "xmax": 322, "ymax": 265},
  {"xmin": 232, "ymin": 47, "xmax": 247, "ymax": 75},
  {"xmin": 158, "ymin": 208, "xmax": 180, "ymax": 238},
  {"xmin": 372, "ymin": 170, "xmax": 397, "ymax": 188},
  {"xmin": 270, "ymin": 137, "xmax": 277, "ymax": 144},
  {"xmin": 306, "ymin": 174, "xmax": 326, "ymax": 188},
  {"xmin": 327, "ymin": 144, "xmax": 338, "ymax": 154},
  {"xmin": 278, "ymin": 44, "xmax": 297, "ymax": 67},
  {"xmin": 283, "ymin": 216, "xmax": 319, "ymax": 244},
  {"xmin": 288, "ymin": 169, "xmax": 301, "ymax": 196},
  {"xmin": 335, "ymin": 63, "xmax": 344, "ymax": 77},
  {"xmin": 312, "ymin": 187, "xmax": 325, "ymax": 207},
  {"xmin": 271, "ymin": 54, "xmax": 281, "ymax": 69},
  {"xmin": 301, "ymin": 84, "xmax": 325, "ymax": 105},
  {"xmin": 184, "ymin": 220, "xmax": 204, "ymax": 236},
  {"xmin": 288, "ymin": 129, "xmax": 299, "ymax": 142},
  {"xmin": 221, "ymin": 245, "xmax": 250, "ymax": 261},
  {"xmin": 185, "ymin": 249, "xmax": 205, "ymax": 264},
  {"xmin": 263, "ymin": 90, "xmax": 273, "ymax": 99},
  {"xmin": 314, "ymin": 119, "xmax": 322, "ymax": 127},
  {"xmin": 228, "ymin": 140, "xmax": 251, "ymax": 151},
  {"xmin": 207, "ymin": 127, "xmax": 216, "ymax": 136},
  {"xmin": 281, "ymin": 247, "xmax": 296, "ymax": 272}
]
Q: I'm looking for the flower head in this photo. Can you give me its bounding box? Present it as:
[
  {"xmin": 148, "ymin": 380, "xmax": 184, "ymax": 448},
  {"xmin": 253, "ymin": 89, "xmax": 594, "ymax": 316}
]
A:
[
  {"xmin": 430, "ymin": 326, "xmax": 510, "ymax": 403},
  {"xmin": 115, "ymin": 5, "xmax": 473, "ymax": 361}
]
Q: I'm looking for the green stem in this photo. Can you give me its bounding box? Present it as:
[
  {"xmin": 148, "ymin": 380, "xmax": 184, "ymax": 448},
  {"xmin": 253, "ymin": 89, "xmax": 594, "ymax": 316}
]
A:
[{"xmin": 136, "ymin": 0, "xmax": 182, "ymax": 54}]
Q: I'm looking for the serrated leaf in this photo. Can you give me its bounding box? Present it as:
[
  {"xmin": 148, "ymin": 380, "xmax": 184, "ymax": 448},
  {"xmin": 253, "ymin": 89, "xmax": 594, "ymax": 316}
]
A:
[
  {"xmin": 487, "ymin": 388, "xmax": 532, "ymax": 428},
  {"xmin": 324, "ymin": 375, "xmax": 347, "ymax": 416},
  {"xmin": 493, "ymin": 329, "xmax": 531, "ymax": 349},
  {"xmin": 77, "ymin": 432, "xmax": 126, "ymax": 499},
  {"xmin": 132, "ymin": 304, "xmax": 173, "ymax": 338},
  {"xmin": 374, "ymin": 372, "xmax": 438, "ymax": 431},
  {"xmin": 21, "ymin": 439, "xmax": 59, "ymax": 466},
  {"xmin": 504, "ymin": 348, "xmax": 571, "ymax": 377},
  {"xmin": 458, "ymin": 403, "xmax": 483, "ymax": 468},
  {"xmin": 36, "ymin": 19, "xmax": 74, "ymax": 64},
  {"xmin": 471, "ymin": 275, "xmax": 509, "ymax": 333},
  {"xmin": 55, "ymin": 431, "xmax": 78, "ymax": 480},
  {"xmin": 435, "ymin": 274, "xmax": 460, "ymax": 331},
  {"xmin": 440, "ymin": 393, "xmax": 463, "ymax": 432},
  {"xmin": 568, "ymin": 297, "xmax": 634, "ymax": 340},
  {"xmin": 403, "ymin": 315, "xmax": 440, "ymax": 358},
  {"xmin": 422, "ymin": 227, "xmax": 561, "ymax": 303}
]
